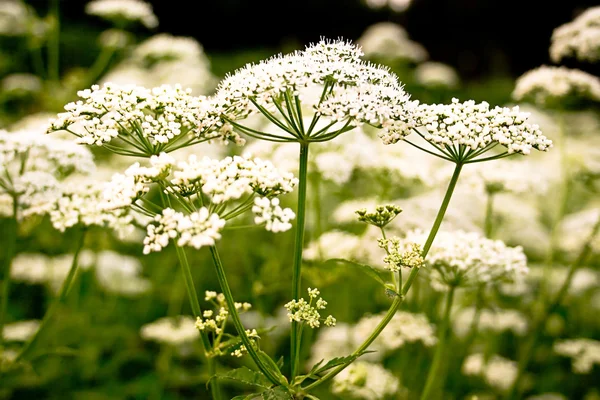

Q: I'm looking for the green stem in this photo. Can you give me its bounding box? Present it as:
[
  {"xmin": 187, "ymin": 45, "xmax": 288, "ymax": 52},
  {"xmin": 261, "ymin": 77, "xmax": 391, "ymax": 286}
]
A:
[
  {"xmin": 303, "ymin": 162, "xmax": 464, "ymax": 392},
  {"xmin": 420, "ymin": 285, "xmax": 456, "ymax": 400},
  {"xmin": 484, "ymin": 192, "xmax": 494, "ymax": 238},
  {"xmin": 0, "ymin": 199, "xmax": 18, "ymax": 349},
  {"xmin": 291, "ymin": 142, "xmax": 309, "ymax": 379},
  {"xmin": 85, "ymin": 46, "xmax": 116, "ymax": 87},
  {"xmin": 173, "ymin": 245, "xmax": 212, "ymax": 352},
  {"xmin": 506, "ymin": 216, "xmax": 600, "ymax": 400},
  {"xmin": 48, "ymin": 0, "xmax": 60, "ymax": 82},
  {"xmin": 16, "ymin": 229, "xmax": 86, "ymax": 362},
  {"xmin": 208, "ymin": 357, "xmax": 221, "ymax": 400},
  {"xmin": 208, "ymin": 246, "xmax": 282, "ymax": 386}
]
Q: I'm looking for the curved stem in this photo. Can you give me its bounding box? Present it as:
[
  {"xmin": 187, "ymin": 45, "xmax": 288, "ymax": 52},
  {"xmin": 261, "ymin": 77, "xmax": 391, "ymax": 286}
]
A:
[
  {"xmin": 85, "ymin": 46, "xmax": 115, "ymax": 86},
  {"xmin": 16, "ymin": 229, "xmax": 86, "ymax": 361},
  {"xmin": 0, "ymin": 199, "xmax": 18, "ymax": 349},
  {"xmin": 484, "ymin": 192, "xmax": 495, "ymax": 238},
  {"xmin": 291, "ymin": 142, "xmax": 309, "ymax": 379},
  {"xmin": 303, "ymin": 162, "xmax": 464, "ymax": 392},
  {"xmin": 420, "ymin": 285, "xmax": 456, "ymax": 400},
  {"xmin": 505, "ymin": 216, "xmax": 600, "ymax": 400},
  {"xmin": 208, "ymin": 246, "xmax": 282, "ymax": 385}
]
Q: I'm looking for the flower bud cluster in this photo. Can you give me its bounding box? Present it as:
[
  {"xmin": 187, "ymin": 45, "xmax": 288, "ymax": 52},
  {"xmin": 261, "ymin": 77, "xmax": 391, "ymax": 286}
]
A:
[
  {"xmin": 284, "ymin": 288, "xmax": 336, "ymax": 329},
  {"xmin": 356, "ymin": 204, "xmax": 402, "ymax": 228}
]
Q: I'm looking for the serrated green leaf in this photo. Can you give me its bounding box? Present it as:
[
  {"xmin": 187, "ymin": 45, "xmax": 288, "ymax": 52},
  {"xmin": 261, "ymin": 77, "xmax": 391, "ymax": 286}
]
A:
[
  {"xmin": 261, "ymin": 386, "xmax": 293, "ymax": 400},
  {"xmin": 214, "ymin": 366, "xmax": 272, "ymax": 389},
  {"xmin": 324, "ymin": 258, "xmax": 387, "ymax": 287},
  {"xmin": 311, "ymin": 351, "xmax": 374, "ymax": 376}
]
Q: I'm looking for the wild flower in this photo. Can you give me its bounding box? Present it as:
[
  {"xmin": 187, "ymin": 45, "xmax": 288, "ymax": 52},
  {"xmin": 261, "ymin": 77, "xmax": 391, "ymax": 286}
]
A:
[
  {"xmin": 284, "ymin": 288, "xmax": 336, "ymax": 329},
  {"xmin": 380, "ymin": 98, "xmax": 552, "ymax": 161},
  {"xmin": 356, "ymin": 204, "xmax": 403, "ymax": 228},
  {"xmin": 557, "ymin": 208, "xmax": 600, "ymax": 256},
  {"xmin": 85, "ymin": 0, "xmax": 158, "ymax": 29},
  {"xmin": 403, "ymin": 230, "xmax": 528, "ymax": 289},
  {"xmin": 554, "ymin": 338, "xmax": 600, "ymax": 373},
  {"xmin": 550, "ymin": 6, "xmax": 600, "ymax": 63},
  {"xmin": 357, "ymin": 22, "xmax": 428, "ymax": 62},
  {"xmin": 2, "ymin": 320, "xmax": 40, "ymax": 342},
  {"xmin": 140, "ymin": 316, "xmax": 199, "ymax": 346},
  {"xmin": 91, "ymin": 251, "xmax": 151, "ymax": 296},
  {"xmin": 378, "ymin": 237, "xmax": 424, "ymax": 272},
  {"xmin": 513, "ymin": 66, "xmax": 600, "ymax": 108},
  {"xmin": 463, "ymin": 353, "xmax": 518, "ymax": 392},
  {"xmin": 332, "ymin": 361, "xmax": 401, "ymax": 400},
  {"xmin": 415, "ymin": 62, "xmax": 460, "ymax": 88},
  {"xmin": 453, "ymin": 308, "xmax": 528, "ymax": 338}
]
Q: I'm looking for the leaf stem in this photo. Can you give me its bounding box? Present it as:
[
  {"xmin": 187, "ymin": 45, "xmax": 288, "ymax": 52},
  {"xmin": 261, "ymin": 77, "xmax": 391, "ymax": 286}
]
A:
[{"xmin": 0, "ymin": 198, "xmax": 18, "ymax": 349}]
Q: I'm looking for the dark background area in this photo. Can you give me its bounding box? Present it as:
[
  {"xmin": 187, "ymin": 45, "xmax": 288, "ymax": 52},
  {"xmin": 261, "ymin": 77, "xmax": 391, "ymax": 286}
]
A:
[{"xmin": 32, "ymin": 0, "xmax": 600, "ymax": 80}]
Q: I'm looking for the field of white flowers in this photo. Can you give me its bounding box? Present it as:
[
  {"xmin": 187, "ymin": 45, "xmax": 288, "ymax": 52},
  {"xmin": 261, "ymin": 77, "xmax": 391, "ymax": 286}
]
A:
[{"xmin": 0, "ymin": 1, "xmax": 599, "ymax": 399}]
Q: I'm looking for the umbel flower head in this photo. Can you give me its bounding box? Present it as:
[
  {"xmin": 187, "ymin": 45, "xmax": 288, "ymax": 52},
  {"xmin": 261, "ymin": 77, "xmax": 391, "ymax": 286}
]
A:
[
  {"xmin": 550, "ymin": 6, "xmax": 600, "ymax": 63},
  {"xmin": 47, "ymin": 83, "xmax": 238, "ymax": 157},
  {"xmin": 356, "ymin": 204, "xmax": 402, "ymax": 228},
  {"xmin": 380, "ymin": 98, "xmax": 552, "ymax": 164},
  {"xmin": 85, "ymin": 0, "xmax": 158, "ymax": 29},
  {"xmin": 205, "ymin": 38, "xmax": 414, "ymax": 144},
  {"xmin": 332, "ymin": 361, "xmax": 401, "ymax": 400},
  {"xmin": 99, "ymin": 153, "xmax": 298, "ymax": 253},
  {"xmin": 403, "ymin": 230, "xmax": 529, "ymax": 289},
  {"xmin": 513, "ymin": 66, "xmax": 600, "ymax": 109},
  {"xmin": 284, "ymin": 288, "xmax": 336, "ymax": 329}
]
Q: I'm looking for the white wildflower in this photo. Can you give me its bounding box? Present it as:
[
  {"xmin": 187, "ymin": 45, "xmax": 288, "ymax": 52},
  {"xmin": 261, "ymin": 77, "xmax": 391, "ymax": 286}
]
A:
[
  {"xmin": 140, "ymin": 316, "xmax": 199, "ymax": 345},
  {"xmin": 453, "ymin": 308, "xmax": 528, "ymax": 338},
  {"xmin": 415, "ymin": 62, "xmax": 460, "ymax": 88},
  {"xmin": 2, "ymin": 320, "xmax": 40, "ymax": 342},
  {"xmin": 513, "ymin": 66, "xmax": 600, "ymax": 108},
  {"xmin": 94, "ymin": 251, "xmax": 151, "ymax": 296},
  {"xmin": 463, "ymin": 353, "xmax": 518, "ymax": 392},
  {"xmin": 403, "ymin": 230, "xmax": 529, "ymax": 288},
  {"xmin": 332, "ymin": 361, "xmax": 401, "ymax": 400},
  {"xmin": 358, "ymin": 22, "xmax": 427, "ymax": 62},
  {"xmin": 252, "ymin": 197, "xmax": 295, "ymax": 232},
  {"xmin": 85, "ymin": 0, "xmax": 158, "ymax": 28},
  {"xmin": 550, "ymin": 6, "xmax": 600, "ymax": 63},
  {"xmin": 556, "ymin": 208, "xmax": 600, "ymax": 256},
  {"xmin": 554, "ymin": 338, "xmax": 600, "ymax": 374}
]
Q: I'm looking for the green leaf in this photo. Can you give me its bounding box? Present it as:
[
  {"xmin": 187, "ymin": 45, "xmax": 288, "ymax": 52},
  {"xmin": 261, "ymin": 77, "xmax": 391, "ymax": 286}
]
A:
[
  {"xmin": 276, "ymin": 356, "xmax": 284, "ymax": 370},
  {"xmin": 261, "ymin": 386, "xmax": 293, "ymax": 400},
  {"xmin": 231, "ymin": 394, "xmax": 262, "ymax": 400},
  {"xmin": 310, "ymin": 351, "xmax": 374, "ymax": 376},
  {"xmin": 214, "ymin": 366, "xmax": 273, "ymax": 389},
  {"xmin": 324, "ymin": 258, "xmax": 387, "ymax": 287},
  {"xmin": 257, "ymin": 350, "xmax": 288, "ymax": 386}
]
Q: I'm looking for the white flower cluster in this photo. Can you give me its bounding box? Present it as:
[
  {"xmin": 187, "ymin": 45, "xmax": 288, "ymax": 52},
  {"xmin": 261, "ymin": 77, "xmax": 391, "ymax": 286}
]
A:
[
  {"xmin": 550, "ymin": 6, "xmax": 600, "ymax": 63},
  {"xmin": 304, "ymin": 230, "xmax": 367, "ymax": 263},
  {"xmin": 378, "ymin": 237, "xmax": 424, "ymax": 272},
  {"xmin": 284, "ymin": 288, "xmax": 336, "ymax": 329},
  {"xmin": 513, "ymin": 66, "xmax": 600, "ymax": 108},
  {"xmin": 48, "ymin": 83, "xmax": 216, "ymax": 147},
  {"xmin": 554, "ymin": 338, "xmax": 600, "ymax": 374},
  {"xmin": 143, "ymin": 208, "xmax": 225, "ymax": 254},
  {"xmin": 85, "ymin": 0, "xmax": 158, "ymax": 29},
  {"xmin": 461, "ymin": 158, "xmax": 548, "ymax": 195},
  {"xmin": 171, "ymin": 155, "xmax": 298, "ymax": 203},
  {"xmin": 354, "ymin": 311, "xmax": 437, "ymax": 355},
  {"xmin": 357, "ymin": 22, "xmax": 428, "ymax": 62},
  {"xmin": 462, "ymin": 353, "xmax": 518, "ymax": 392},
  {"xmin": 332, "ymin": 361, "xmax": 401, "ymax": 400},
  {"xmin": 530, "ymin": 266, "xmax": 599, "ymax": 297},
  {"xmin": 364, "ymin": 0, "xmax": 413, "ymax": 13},
  {"xmin": 403, "ymin": 230, "xmax": 529, "ymax": 288},
  {"xmin": 90, "ymin": 251, "xmax": 151, "ymax": 296},
  {"xmin": 103, "ymin": 34, "xmax": 216, "ymax": 96},
  {"xmin": 0, "ymin": 1, "xmax": 31, "ymax": 36},
  {"xmin": 453, "ymin": 307, "xmax": 528, "ymax": 338},
  {"xmin": 140, "ymin": 316, "xmax": 199, "ymax": 346},
  {"xmin": 381, "ymin": 98, "xmax": 552, "ymax": 156},
  {"xmin": 2, "ymin": 320, "xmax": 40, "ymax": 342},
  {"xmin": 252, "ymin": 197, "xmax": 295, "ymax": 232},
  {"xmin": 557, "ymin": 208, "xmax": 600, "ymax": 256},
  {"xmin": 195, "ymin": 291, "xmax": 254, "ymax": 357},
  {"xmin": 2, "ymin": 73, "xmax": 42, "ymax": 93},
  {"xmin": 49, "ymin": 180, "xmax": 134, "ymax": 234},
  {"xmin": 211, "ymin": 39, "xmax": 412, "ymax": 134},
  {"xmin": 415, "ymin": 62, "xmax": 460, "ymax": 88}
]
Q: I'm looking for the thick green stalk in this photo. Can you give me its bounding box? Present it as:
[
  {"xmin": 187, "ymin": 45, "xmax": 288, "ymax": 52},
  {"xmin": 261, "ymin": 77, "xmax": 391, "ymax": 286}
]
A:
[
  {"xmin": 209, "ymin": 246, "xmax": 282, "ymax": 386},
  {"xmin": 208, "ymin": 357, "xmax": 221, "ymax": 400},
  {"xmin": 420, "ymin": 285, "xmax": 456, "ymax": 400},
  {"xmin": 172, "ymin": 246, "xmax": 213, "ymax": 352},
  {"xmin": 484, "ymin": 192, "xmax": 495, "ymax": 238},
  {"xmin": 85, "ymin": 46, "xmax": 116, "ymax": 87},
  {"xmin": 506, "ymin": 217, "xmax": 600, "ymax": 400},
  {"xmin": 303, "ymin": 162, "xmax": 464, "ymax": 392},
  {"xmin": 291, "ymin": 142, "xmax": 309, "ymax": 379},
  {"xmin": 0, "ymin": 199, "xmax": 18, "ymax": 348},
  {"xmin": 16, "ymin": 229, "xmax": 86, "ymax": 361}
]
